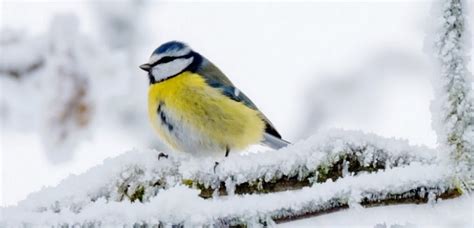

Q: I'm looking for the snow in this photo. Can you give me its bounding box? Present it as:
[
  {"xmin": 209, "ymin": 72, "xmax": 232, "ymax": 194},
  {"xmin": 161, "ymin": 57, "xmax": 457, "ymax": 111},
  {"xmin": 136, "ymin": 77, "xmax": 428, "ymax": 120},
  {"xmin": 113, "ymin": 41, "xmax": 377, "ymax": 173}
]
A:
[
  {"xmin": 0, "ymin": 128, "xmax": 142, "ymax": 209},
  {"xmin": 0, "ymin": 160, "xmax": 460, "ymax": 226},
  {"xmin": 428, "ymin": 0, "xmax": 474, "ymax": 188},
  {"xmin": 5, "ymin": 130, "xmax": 436, "ymax": 211},
  {"xmin": 280, "ymin": 195, "xmax": 473, "ymax": 228},
  {"xmin": 40, "ymin": 14, "xmax": 94, "ymax": 163},
  {"xmin": 0, "ymin": 130, "xmax": 457, "ymax": 226},
  {"xmin": 0, "ymin": 13, "xmax": 161, "ymax": 164},
  {"xmin": 185, "ymin": 129, "xmax": 438, "ymax": 190},
  {"xmin": 0, "ymin": 29, "xmax": 44, "ymax": 78}
]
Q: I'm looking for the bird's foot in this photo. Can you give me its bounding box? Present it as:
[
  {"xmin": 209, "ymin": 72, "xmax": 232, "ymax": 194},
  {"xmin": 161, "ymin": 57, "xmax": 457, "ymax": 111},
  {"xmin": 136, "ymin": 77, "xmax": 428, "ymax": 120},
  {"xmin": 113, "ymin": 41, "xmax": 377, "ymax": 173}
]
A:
[
  {"xmin": 213, "ymin": 161, "xmax": 220, "ymax": 173},
  {"xmin": 157, "ymin": 152, "xmax": 168, "ymax": 160}
]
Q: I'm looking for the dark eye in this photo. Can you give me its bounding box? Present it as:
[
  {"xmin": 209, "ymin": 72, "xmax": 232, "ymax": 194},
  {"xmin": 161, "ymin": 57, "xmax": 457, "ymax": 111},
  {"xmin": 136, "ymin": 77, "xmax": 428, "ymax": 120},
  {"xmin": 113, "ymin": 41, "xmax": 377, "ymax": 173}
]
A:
[
  {"xmin": 157, "ymin": 56, "xmax": 176, "ymax": 64},
  {"xmin": 151, "ymin": 53, "xmax": 193, "ymax": 67}
]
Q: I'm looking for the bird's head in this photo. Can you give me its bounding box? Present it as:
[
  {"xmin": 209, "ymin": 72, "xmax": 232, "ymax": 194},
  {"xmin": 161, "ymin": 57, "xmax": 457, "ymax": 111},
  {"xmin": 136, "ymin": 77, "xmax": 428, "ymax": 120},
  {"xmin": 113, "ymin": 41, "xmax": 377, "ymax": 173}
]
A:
[{"xmin": 140, "ymin": 41, "xmax": 198, "ymax": 84}]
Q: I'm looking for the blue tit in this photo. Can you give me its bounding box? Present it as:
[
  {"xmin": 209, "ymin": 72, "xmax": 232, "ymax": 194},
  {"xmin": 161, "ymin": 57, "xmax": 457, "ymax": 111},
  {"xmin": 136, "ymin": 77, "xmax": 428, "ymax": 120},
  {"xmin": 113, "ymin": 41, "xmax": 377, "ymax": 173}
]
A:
[{"xmin": 139, "ymin": 41, "xmax": 289, "ymax": 157}]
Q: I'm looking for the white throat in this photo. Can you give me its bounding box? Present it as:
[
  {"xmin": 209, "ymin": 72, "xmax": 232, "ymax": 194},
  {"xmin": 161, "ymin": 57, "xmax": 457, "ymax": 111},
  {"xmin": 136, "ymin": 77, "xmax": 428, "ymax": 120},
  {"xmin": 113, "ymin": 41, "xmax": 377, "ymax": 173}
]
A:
[{"xmin": 151, "ymin": 57, "xmax": 194, "ymax": 82}]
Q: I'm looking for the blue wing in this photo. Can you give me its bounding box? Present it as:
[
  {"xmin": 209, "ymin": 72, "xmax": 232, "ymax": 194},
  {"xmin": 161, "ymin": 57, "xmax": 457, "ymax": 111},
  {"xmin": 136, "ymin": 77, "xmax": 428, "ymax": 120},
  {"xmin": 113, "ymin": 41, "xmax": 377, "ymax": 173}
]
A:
[
  {"xmin": 206, "ymin": 80, "xmax": 257, "ymax": 109},
  {"xmin": 195, "ymin": 57, "xmax": 290, "ymax": 149}
]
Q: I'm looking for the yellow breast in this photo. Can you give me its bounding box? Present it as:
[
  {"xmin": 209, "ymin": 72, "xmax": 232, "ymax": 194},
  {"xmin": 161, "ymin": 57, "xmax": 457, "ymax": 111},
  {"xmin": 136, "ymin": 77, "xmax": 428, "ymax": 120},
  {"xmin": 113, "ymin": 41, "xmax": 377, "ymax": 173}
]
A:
[{"xmin": 148, "ymin": 71, "xmax": 265, "ymax": 154}]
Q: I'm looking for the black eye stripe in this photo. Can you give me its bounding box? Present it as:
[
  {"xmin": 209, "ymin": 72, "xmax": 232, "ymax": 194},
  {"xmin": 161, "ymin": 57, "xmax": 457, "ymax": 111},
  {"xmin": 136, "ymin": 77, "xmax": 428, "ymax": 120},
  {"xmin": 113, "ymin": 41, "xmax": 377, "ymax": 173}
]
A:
[
  {"xmin": 150, "ymin": 53, "xmax": 193, "ymax": 67},
  {"xmin": 157, "ymin": 56, "xmax": 176, "ymax": 64}
]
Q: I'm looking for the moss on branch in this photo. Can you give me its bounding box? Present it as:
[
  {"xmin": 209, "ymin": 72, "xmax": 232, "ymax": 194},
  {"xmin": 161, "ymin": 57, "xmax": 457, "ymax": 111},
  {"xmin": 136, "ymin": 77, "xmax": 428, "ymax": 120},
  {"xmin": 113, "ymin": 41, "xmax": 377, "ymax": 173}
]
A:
[{"xmin": 184, "ymin": 150, "xmax": 404, "ymax": 198}]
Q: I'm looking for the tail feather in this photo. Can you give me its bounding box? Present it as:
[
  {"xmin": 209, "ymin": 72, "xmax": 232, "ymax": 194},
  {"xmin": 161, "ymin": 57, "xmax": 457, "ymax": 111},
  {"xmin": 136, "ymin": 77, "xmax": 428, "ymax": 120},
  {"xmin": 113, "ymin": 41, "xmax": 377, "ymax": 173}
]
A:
[{"xmin": 262, "ymin": 133, "xmax": 290, "ymax": 150}]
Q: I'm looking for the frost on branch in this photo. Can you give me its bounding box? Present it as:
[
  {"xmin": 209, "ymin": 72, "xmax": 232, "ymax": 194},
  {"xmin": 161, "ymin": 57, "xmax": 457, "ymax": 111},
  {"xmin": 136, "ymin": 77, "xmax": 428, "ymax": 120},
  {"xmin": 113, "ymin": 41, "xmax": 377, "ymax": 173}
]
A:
[
  {"xmin": 429, "ymin": 0, "xmax": 474, "ymax": 187},
  {"xmin": 184, "ymin": 130, "xmax": 438, "ymax": 198},
  {"xmin": 1, "ymin": 163, "xmax": 460, "ymax": 227},
  {"xmin": 0, "ymin": 130, "xmax": 461, "ymax": 226},
  {"xmin": 41, "ymin": 14, "xmax": 94, "ymax": 163},
  {"xmin": 0, "ymin": 29, "xmax": 44, "ymax": 78},
  {"xmin": 0, "ymin": 15, "xmax": 98, "ymax": 163}
]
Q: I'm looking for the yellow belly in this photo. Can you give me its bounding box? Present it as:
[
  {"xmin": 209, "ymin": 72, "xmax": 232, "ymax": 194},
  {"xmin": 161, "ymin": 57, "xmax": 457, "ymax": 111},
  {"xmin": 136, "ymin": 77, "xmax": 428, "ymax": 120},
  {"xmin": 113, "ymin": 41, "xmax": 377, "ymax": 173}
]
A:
[{"xmin": 148, "ymin": 71, "xmax": 265, "ymax": 155}]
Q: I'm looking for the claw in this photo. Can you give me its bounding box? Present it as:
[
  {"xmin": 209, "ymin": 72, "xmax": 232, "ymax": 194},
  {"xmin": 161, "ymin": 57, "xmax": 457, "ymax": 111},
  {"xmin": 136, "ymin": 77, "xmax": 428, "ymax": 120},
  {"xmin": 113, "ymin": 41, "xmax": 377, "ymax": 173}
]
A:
[
  {"xmin": 214, "ymin": 161, "xmax": 219, "ymax": 173},
  {"xmin": 158, "ymin": 152, "xmax": 168, "ymax": 160},
  {"xmin": 214, "ymin": 147, "xmax": 229, "ymax": 173}
]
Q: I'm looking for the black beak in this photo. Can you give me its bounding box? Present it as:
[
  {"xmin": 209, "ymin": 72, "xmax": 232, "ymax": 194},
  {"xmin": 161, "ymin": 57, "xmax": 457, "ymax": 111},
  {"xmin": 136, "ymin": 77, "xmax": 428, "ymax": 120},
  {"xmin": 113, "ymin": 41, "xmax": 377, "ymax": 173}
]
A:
[{"xmin": 139, "ymin": 63, "xmax": 151, "ymax": 71}]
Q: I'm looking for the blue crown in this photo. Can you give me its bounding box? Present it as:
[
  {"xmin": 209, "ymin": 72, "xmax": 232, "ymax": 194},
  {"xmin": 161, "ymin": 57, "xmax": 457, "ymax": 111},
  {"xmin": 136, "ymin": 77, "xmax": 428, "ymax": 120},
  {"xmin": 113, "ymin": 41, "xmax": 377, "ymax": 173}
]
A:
[{"xmin": 153, "ymin": 41, "xmax": 188, "ymax": 55}]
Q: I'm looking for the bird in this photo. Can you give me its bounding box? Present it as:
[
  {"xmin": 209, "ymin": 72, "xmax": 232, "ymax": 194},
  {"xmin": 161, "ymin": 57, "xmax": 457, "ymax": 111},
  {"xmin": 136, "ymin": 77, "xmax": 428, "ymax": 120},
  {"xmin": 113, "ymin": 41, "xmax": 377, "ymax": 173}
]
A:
[{"xmin": 139, "ymin": 41, "xmax": 289, "ymax": 157}]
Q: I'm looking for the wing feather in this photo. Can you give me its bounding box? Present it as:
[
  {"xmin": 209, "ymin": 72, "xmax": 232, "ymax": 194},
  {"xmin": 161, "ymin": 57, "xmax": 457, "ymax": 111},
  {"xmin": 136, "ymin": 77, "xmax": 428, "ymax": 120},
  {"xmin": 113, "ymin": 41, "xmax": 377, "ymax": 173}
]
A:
[{"xmin": 195, "ymin": 58, "xmax": 289, "ymax": 149}]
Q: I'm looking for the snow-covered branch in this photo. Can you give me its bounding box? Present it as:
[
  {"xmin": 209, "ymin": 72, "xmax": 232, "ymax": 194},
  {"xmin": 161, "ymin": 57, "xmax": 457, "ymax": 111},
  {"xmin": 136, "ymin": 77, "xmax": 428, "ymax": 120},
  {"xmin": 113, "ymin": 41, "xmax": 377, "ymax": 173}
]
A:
[
  {"xmin": 0, "ymin": 29, "xmax": 45, "ymax": 78},
  {"xmin": 1, "ymin": 160, "xmax": 460, "ymax": 226},
  {"xmin": 0, "ymin": 15, "xmax": 96, "ymax": 163},
  {"xmin": 41, "ymin": 14, "xmax": 94, "ymax": 163},
  {"xmin": 430, "ymin": 0, "xmax": 474, "ymax": 188},
  {"xmin": 2, "ymin": 130, "xmax": 460, "ymax": 226},
  {"xmin": 0, "ymin": 13, "xmax": 158, "ymax": 163},
  {"xmin": 184, "ymin": 130, "xmax": 438, "ymax": 198}
]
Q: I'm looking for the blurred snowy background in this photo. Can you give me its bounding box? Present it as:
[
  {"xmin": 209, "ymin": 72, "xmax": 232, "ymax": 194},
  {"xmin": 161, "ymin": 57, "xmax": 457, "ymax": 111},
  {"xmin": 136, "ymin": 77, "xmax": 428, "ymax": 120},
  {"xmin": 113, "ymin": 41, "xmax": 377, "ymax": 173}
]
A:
[{"xmin": 0, "ymin": 0, "xmax": 471, "ymax": 215}]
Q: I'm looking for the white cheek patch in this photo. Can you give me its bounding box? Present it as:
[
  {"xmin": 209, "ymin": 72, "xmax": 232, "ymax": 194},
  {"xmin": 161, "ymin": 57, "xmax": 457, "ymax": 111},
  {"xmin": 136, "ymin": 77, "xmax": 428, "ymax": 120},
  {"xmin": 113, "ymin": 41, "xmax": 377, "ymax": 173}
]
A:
[
  {"xmin": 151, "ymin": 57, "xmax": 194, "ymax": 82},
  {"xmin": 234, "ymin": 88, "xmax": 240, "ymax": 97}
]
